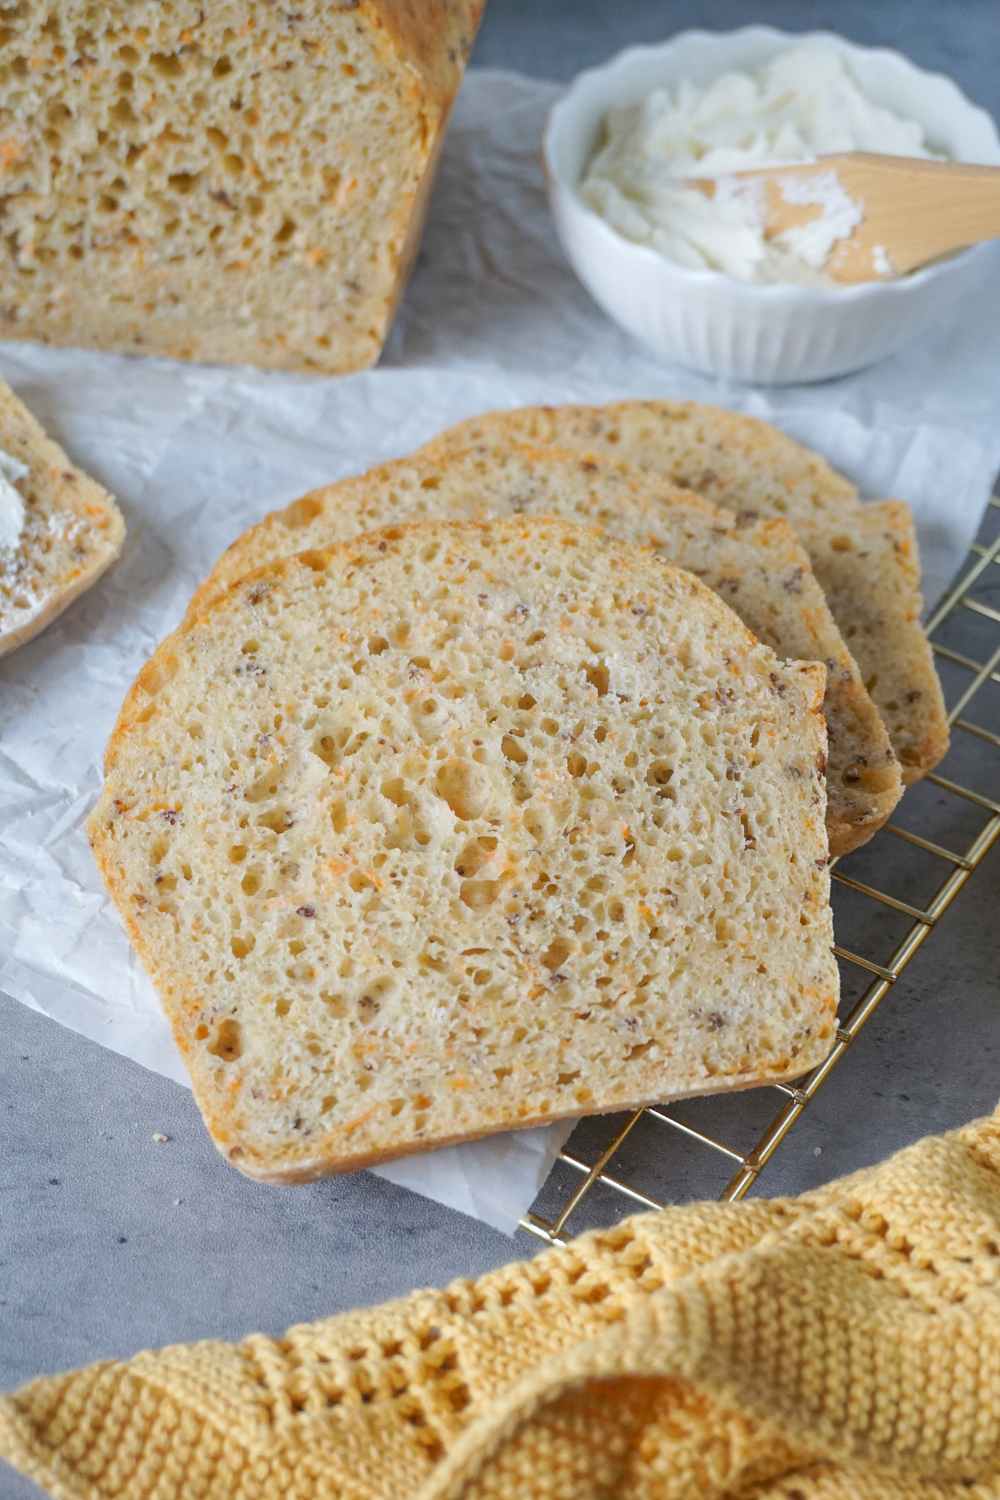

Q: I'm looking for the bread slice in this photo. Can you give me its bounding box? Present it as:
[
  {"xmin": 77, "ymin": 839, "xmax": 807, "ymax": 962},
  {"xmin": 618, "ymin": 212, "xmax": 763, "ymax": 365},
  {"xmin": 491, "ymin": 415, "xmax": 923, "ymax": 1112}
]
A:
[
  {"xmin": 89, "ymin": 517, "xmax": 839, "ymax": 1182},
  {"xmin": 422, "ymin": 403, "xmax": 949, "ymax": 784},
  {"xmin": 0, "ymin": 2, "xmax": 483, "ymax": 374},
  {"xmin": 0, "ymin": 380, "xmax": 125, "ymax": 659},
  {"xmin": 806, "ymin": 500, "xmax": 950, "ymax": 781},
  {"xmin": 185, "ymin": 443, "xmax": 899, "ymax": 856}
]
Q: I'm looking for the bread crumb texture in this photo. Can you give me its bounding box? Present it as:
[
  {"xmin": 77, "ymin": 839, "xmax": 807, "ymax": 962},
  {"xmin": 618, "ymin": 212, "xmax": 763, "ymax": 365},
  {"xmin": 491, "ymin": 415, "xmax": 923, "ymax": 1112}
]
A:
[
  {"xmin": 0, "ymin": 378, "xmax": 124, "ymax": 657},
  {"xmin": 186, "ymin": 441, "xmax": 901, "ymax": 856},
  {"xmin": 91, "ymin": 522, "xmax": 839, "ymax": 1176},
  {"xmin": 424, "ymin": 402, "xmax": 949, "ymax": 783},
  {"xmin": 90, "ymin": 518, "xmax": 838, "ymax": 1181},
  {"xmin": 0, "ymin": 1, "xmax": 483, "ymax": 372}
]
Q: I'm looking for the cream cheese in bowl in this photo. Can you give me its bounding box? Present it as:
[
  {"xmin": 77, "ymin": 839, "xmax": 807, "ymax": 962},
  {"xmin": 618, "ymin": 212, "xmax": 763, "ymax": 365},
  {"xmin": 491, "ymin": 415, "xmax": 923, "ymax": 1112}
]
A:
[
  {"xmin": 580, "ymin": 45, "xmax": 942, "ymax": 286},
  {"xmin": 545, "ymin": 28, "xmax": 1000, "ymax": 380}
]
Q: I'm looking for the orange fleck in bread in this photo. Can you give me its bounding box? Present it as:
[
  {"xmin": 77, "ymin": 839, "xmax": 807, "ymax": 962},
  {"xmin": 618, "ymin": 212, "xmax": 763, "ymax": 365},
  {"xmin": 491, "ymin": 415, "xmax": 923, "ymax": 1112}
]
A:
[
  {"xmin": 0, "ymin": 1, "xmax": 483, "ymax": 373},
  {"xmin": 89, "ymin": 517, "xmax": 838, "ymax": 1182}
]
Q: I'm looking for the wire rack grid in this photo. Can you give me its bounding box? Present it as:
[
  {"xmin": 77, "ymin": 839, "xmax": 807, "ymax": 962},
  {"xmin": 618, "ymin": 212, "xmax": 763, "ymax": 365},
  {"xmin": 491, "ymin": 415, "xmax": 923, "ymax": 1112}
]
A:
[{"xmin": 520, "ymin": 495, "xmax": 1000, "ymax": 1245}]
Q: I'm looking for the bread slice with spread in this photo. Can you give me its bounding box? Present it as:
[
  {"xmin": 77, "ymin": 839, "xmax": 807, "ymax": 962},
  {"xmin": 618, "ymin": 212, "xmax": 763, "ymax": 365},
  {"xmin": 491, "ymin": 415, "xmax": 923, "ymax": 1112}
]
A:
[{"xmin": 0, "ymin": 379, "xmax": 124, "ymax": 659}]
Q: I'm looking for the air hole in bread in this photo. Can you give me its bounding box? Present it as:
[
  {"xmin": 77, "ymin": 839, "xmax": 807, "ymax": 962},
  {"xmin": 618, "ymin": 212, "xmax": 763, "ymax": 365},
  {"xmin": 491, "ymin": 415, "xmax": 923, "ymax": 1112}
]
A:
[
  {"xmin": 435, "ymin": 759, "xmax": 488, "ymax": 821},
  {"xmin": 460, "ymin": 879, "xmax": 499, "ymax": 911},
  {"xmin": 541, "ymin": 937, "xmax": 572, "ymax": 972},
  {"xmin": 501, "ymin": 734, "xmax": 527, "ymax": 765},
  {"xmin": 140, "ymin": 653, "xmax": 178, "ymax": 696},
  {"xmin": 167, "ymin": 170, "xmax": 199, "ymax": 196},
  {"xmin": 246, "ymin": 772, "xmax": 282, "ymax": 804},
  {"xmin": 258, "ymin": 807, "xmax": 292, "ymax": 834},
  {"xmin": 207, "ymin": 1019, "xmax": 242, "ymax": 1061},
  {"xmin": 454, "ymin": 836, "xmax": 497, "ymax": 878},
  {"xmin": 646, "ymin": 761, "xmax": 674, "ymax": 796},
  {"xmin": 585, "ymin": 662, "xmax": 609, "ymax": 696}
]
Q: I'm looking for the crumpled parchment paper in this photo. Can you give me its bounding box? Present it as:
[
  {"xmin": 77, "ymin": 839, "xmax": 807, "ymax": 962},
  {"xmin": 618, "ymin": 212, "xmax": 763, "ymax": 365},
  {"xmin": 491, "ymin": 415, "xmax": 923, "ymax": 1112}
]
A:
[{"xmin": 2, "ymin": 70, "xmax": 999, "ymax": 1234}]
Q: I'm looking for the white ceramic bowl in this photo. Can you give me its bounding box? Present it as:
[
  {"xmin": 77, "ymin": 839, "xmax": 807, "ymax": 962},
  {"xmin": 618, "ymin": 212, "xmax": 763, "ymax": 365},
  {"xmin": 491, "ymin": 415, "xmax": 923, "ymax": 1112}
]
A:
[{"xmin": 544, "ymin": 28, "xmax": 1000, "ymax": 384}]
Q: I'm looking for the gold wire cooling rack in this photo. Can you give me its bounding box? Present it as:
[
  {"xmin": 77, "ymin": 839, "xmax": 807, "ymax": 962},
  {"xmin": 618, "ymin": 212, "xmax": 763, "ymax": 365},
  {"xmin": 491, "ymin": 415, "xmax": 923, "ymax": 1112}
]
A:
[{"xmin": 520, "ymin": 496, "xmax": 1000, "ymax": 1245}]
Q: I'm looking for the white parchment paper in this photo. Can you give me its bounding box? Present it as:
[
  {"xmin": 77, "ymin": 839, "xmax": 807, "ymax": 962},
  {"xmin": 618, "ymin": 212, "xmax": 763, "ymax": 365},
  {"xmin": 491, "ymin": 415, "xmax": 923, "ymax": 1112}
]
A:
[{"xmin": 2, "ymin": 70, "xmax": 1000, "ymax": 1234}]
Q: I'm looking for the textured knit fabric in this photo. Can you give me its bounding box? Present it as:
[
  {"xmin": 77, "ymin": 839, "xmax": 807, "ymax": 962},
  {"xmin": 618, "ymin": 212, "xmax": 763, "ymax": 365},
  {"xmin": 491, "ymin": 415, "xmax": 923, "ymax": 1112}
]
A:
[{"xmin": 5, "ymin": 1110, "xmax": 1000, "ymax": 1498}]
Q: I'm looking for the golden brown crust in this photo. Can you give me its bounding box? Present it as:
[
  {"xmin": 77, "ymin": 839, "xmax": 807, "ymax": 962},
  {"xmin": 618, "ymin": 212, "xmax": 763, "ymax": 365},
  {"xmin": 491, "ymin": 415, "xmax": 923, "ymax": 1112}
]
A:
[
  {"xmin": 371, "ymin": 0, "xmax": 486, "ymax": 116},
  {"xmin": 222, "ymin": 1066, "xmax": 827, "ymax": 1183},
  {"xmin": 810, "ymin": 501, "xmax": 949, "ymax": 785},
  {"xmin": 419, "ymin": 399, "xmax": 859, "ymax": 516}
]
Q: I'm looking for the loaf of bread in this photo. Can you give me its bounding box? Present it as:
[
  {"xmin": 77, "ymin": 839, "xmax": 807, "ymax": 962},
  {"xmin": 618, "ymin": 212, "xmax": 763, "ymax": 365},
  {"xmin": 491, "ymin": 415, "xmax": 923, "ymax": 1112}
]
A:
[
  {"xmin": 0, "ymin": 380, "xmax": 124, "ymax": 658},
  {"xmin": 186, "ymin": 442, "xmax": 899, "ymax": 855},
  {"xmin": 423, "ymin": 403, "xmax": 950, "ymax": 784},
  {"xmin": 90, "ymin": 517, "xmax": 838, "ymax": 1181},
  {"xmin": 0, "ymin": 2, "xmax": 483, "ymax": 373}
]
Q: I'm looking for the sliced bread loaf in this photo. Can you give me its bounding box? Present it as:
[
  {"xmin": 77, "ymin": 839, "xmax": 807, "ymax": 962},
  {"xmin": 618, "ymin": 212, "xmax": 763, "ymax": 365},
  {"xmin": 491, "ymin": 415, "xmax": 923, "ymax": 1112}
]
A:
[
  {"xmin": 0, "ymin": 2, "xmax": 483, "ymax": 373},
  {"xmin": 0, "ymin": 380, "xmax": 125, "ymax": 659},
  {"xmin": 90, "ymin": 517, "xmax": 839, "ymax": 1182},
  {"xmin": 186, "ymin": 443, "xmax": 899, "ymax": 855},
  {"xmin": 422, "ymin": 403, "xmax": 949, "ymax": 784}
]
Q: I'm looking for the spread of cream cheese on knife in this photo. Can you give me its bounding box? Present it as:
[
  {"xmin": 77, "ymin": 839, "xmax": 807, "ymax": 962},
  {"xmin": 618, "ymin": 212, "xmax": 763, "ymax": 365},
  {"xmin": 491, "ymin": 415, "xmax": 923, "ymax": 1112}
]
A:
[
  {"xmin": 0, "ymin": 449, "xmax": 29, "ymax": 552},
  {"xmin": 580, "ymin": 45, "xmax": 943, "ymax": 285}
]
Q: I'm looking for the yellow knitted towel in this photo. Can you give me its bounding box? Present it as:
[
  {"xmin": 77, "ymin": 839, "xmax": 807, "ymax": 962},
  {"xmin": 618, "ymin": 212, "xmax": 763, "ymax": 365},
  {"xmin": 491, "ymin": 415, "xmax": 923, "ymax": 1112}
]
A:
[{"xmin": 5, "ymin": 1110, "xmax": 1000, "ymax": 1499}]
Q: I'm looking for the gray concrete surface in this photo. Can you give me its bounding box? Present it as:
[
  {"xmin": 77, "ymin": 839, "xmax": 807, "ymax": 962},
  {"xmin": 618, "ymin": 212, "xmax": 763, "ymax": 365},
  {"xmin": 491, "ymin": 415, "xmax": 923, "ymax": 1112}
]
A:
[{"xmin": 3, "ymin": 5, "xmax": 1000, "ymax": 1495}]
